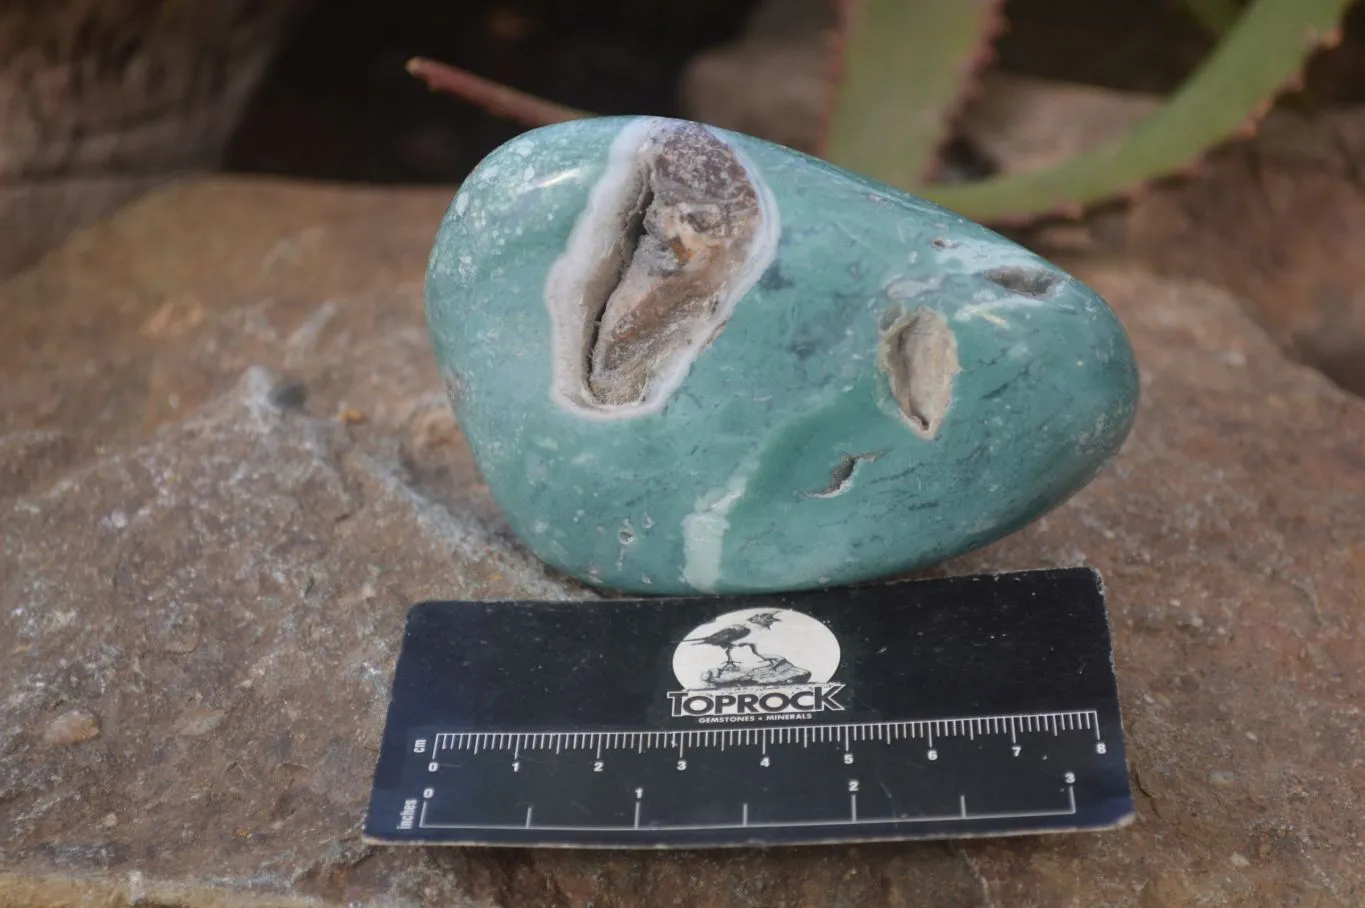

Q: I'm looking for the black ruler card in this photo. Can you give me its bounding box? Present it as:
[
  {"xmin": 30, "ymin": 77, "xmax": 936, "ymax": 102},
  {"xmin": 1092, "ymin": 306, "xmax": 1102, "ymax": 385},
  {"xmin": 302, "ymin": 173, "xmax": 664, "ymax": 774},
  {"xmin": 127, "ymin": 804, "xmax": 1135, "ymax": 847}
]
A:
[{"xmin": 363, "ymin": 567, "xmax": 1133, "ymax": 848}]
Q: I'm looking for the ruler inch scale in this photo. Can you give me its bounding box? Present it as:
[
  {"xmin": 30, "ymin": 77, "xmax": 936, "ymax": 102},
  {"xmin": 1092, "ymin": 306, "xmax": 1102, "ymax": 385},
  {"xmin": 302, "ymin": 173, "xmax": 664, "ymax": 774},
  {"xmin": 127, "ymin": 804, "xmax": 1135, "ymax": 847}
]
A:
[{"xmin": 365, "ymin": 567, "xmax": 1134, "ymax": 848}]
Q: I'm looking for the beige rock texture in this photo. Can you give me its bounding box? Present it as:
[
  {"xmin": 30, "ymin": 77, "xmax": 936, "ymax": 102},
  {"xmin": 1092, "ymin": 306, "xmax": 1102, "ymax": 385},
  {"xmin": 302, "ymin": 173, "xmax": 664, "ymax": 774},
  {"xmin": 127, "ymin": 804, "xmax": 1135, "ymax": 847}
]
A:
[
  {"xmin": 1, "ymin": 178, "xmax": 1362, "ymax": 907},
  {"xmin": 0, "ymin": 0, "xmax": 308, "ymax": 276}
]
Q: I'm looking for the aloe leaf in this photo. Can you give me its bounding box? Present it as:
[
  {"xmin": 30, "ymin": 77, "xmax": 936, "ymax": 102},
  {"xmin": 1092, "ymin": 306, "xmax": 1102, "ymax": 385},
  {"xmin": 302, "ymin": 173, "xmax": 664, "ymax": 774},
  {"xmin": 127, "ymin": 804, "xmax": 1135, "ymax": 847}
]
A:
[
  {"xmin": 920, "ymin": 0, "xmax": 1350, "ymax": 223},
  {"xmin": 822, "ymin": 0, "xmax": 1006, "ymax": 187},
  {"xmin": 1180, "ymin": 0, "xmax": 1244, "ymax": 36}
]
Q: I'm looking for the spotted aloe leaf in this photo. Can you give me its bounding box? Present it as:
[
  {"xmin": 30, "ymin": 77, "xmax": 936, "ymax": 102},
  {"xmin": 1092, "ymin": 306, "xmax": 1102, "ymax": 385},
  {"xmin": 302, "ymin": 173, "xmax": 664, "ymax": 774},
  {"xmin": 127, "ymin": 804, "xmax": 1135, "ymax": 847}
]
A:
[
  {"xmin": 820, "ymin": 0, "xmax": 1006, "ymax": 187},
  {"xmin": 915, "ymin": 0, "xmax": 1352, "ymax": 222}
]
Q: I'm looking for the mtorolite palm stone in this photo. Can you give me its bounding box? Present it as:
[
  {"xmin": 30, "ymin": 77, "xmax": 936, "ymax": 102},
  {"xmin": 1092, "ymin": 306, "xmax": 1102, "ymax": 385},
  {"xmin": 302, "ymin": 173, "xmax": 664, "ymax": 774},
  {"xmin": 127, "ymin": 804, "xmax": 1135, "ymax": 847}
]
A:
[{"xmin": 425, "ymin": 117, "xmax": 1138, "ymax": 594}]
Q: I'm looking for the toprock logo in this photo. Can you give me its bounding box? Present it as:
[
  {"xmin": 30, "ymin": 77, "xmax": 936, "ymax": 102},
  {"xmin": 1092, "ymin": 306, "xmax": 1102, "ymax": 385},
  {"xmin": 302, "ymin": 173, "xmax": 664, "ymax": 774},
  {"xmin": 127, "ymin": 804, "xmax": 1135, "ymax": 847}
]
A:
[{"xmin": 667, "ymin": 608, "xmax": 844, "ymax": 721}]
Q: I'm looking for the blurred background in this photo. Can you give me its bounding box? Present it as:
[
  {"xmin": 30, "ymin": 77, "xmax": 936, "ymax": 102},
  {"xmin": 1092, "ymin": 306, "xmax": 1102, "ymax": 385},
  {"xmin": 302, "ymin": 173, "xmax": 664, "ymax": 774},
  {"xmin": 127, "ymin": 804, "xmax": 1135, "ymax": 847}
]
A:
[{"xmin": 4, "ymin": 0, "xmax": 1365, "ymax": 393}]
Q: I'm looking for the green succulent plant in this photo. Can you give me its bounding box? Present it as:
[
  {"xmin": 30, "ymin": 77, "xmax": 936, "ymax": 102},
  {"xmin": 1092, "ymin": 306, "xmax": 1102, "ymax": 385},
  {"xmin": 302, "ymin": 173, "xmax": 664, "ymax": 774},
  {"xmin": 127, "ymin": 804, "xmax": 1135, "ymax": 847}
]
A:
[
  {"xmin": 824, "ymin": 0, "xmax": 1354, "ymax": 222},
  {"xmin": 410, "ymin": 0, "xmax": 1354, "ymax": 224}
]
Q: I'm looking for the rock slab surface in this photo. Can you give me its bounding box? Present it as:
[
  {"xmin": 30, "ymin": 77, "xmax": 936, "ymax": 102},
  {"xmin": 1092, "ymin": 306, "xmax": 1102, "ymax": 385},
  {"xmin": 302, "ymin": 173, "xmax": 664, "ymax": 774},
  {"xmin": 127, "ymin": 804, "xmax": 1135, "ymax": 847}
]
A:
[{"xmin": 1, "ymin": 179, "xmax": 1362, "ymax": 907}]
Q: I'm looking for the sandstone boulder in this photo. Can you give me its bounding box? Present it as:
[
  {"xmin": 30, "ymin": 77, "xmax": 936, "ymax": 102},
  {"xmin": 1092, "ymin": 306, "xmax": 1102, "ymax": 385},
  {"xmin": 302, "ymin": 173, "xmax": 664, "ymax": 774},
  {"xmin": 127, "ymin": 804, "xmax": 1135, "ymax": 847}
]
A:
[{"xmin": 1, "ymin": 179, "xmax": 1361, "ymax": 907}]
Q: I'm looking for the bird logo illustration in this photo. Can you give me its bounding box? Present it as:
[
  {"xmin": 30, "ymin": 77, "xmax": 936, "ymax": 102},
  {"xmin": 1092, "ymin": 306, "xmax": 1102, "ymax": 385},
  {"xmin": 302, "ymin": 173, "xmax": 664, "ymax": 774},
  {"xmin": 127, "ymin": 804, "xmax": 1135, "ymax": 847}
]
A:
[
  {"xmin": 680, "ymin": 610, "xmax": 813, "ymax": 687},
  {"xmin": 672, "ymin": 608, "xmax": 841, "ymax": 693},
  {"xmin": 683, "ymin": 611, "xmax": 783, "ymax": 668}
]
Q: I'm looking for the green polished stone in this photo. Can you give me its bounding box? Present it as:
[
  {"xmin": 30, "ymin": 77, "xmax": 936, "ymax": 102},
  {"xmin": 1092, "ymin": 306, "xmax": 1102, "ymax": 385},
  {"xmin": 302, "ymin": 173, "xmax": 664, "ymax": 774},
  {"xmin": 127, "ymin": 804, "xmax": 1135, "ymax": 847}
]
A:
[{"xmin": 426, "ymin": 116, "xmax": 1138, "ymax": 595}]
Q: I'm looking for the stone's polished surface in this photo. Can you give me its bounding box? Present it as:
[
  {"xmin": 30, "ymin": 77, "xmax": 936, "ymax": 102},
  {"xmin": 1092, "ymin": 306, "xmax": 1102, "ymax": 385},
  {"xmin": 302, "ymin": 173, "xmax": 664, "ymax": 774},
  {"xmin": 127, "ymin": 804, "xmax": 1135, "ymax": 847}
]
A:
[{"xmin": 426, "ymin": 116, "xmax": 1139, "ymax": 594}]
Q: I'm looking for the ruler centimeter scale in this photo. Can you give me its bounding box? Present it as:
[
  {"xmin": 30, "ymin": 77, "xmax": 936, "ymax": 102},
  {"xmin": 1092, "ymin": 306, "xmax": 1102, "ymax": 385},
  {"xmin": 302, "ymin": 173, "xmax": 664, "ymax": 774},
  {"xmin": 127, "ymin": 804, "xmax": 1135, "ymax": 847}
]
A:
[
  {"xmin": 424, "ymin": 709, "xmax": 1102, "ymax": 757},
  {"xmin": 366, "ymin": 568, "xmax": 1135, "ymax": 848},
  {"xmin": 404, "ymin": 709, "xmax": 1109, "ymax": 837}
]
